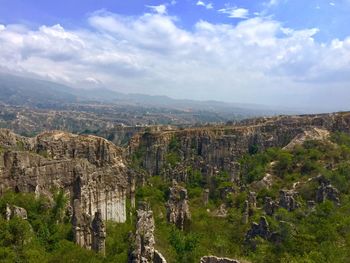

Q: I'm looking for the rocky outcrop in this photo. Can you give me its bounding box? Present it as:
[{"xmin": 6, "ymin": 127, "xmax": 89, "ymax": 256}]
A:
[
  {"xmin": 200, "ymin": 256, "xmax": 240, "ymax": 263},
  {"xmin": 129, "ymin": 112, "xmax": 350, "ymax": 184},
  {"xmin": 264, "ymin": 197, "xmax": 278, "ymax": 216},
  {"xmin": 132, "ymin": 202, "xmax": 155, "ymax": 262},
  {"xmin": 6, "ymin": 204, "xmax": 27, "ymax": 220},
  {"xmin": 0, "ymin": 129, "xmax": 130, "ymax": 252},
  {"xmin": 248, "ymin": 192, "xmax": 257, "ymax": 208},
  {"xmin": 166, "ymin": 180, "xmax": 191, "ymax": 230},
  {"xmin": 283, "ymin": 128, "xmax": 330, "ymax": 150},
  {"xmin": 72, "ymin": 199, "xmax": 92, "ymax": 250},
  {"xmin": 316, "ymin": 178, "xmax": 340, "ymax": 205},
  {"xmin": 0, "ymin": 130, "xmax": 129, "ymax": 223},
  {"xmin": 242, "ymin": 192, "xmax": 256, "ymax": 224},
  {"xmin": 91, "ymin": 209, "xmax": 106, "ymax": 255},
  {"xmin": 130, "ymin": 202, "xmax": 167, "ymax": 263},
  {"xmin": 279, "ymin": 190, "xmax": 300, "ymax": 212},
  {"xmin": 242, "ymin": 200, "xmax": 250, "ymax": 224},
  {"xmin": 245, "ymin": 217, "xmax": 271, "ymax": 242}
]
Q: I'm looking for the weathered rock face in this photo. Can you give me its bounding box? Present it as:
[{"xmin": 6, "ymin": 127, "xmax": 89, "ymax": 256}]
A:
[
  {"xmin": 200, "ymin": 256, "xmax": 240, "ymax": 263},
  {"xmin": 129, "ymin": 112, "xmax": 350, "ymax": 184},
  {"xmin": 91, "ymin": 209, "xmax": 106, "ymax": 255},
  {"xmin": 279, "ymin": 190, "xmax": 300, "ymax": 212},
  {"xmin": 72, "ymin": 199, "xmax": 92, "ymax": 250},
  {"xmin": 166, "ymin": 181, "xmax": 191, "ymax": 230},
  {"xmin": 130, "ymin": 202, "xmax": 167, "ymax": 263},
  {"xmin": 0, "ymin": 130, "xmax": 129, "ymax": 223},
  {"xmin": 6, "ymin": 204, "xmax": 27, "ymax": 220}
]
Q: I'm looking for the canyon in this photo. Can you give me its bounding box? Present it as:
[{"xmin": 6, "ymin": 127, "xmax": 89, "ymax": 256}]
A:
[{"xmin": 1, "ymin": 111, "xmax": 350, "ymax": 262}]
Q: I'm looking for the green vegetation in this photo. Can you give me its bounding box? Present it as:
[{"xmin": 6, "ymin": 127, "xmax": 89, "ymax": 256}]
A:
[
  {"xmin": 0, "ymin": 190, "xmax": 134, "ymax": 263},
  {"xmin": 165, "ymin": 136, "xmax": 181, "ymax": 168},
  {"xmin": 3, "ymin": 133, "xmax": 350, "ymax": 262},
  {"xmin": 136, "ymin": 133, "xmax": 350, "ymax": 262}
]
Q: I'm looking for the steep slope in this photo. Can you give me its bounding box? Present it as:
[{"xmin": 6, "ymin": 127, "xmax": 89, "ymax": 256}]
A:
[
  {"xmin": 129, "ymin": 112, "xmax": 350, "ymax": 182},
  {"xmin": 0, "ymin": 129, "xmax": 129, "ymax": 223}
]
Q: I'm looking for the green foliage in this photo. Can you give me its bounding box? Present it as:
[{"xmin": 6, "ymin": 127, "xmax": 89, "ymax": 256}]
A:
[
  {"xmin": 169, "ymin": 227, "xmax": 199, "ymax": 262},
  {"xmin": 169, "ymin": 136, "xmax": 180, "ymax": 152},
  {"xmin": 166, "ymin": 152, "xmax": 181, "ymax": 168},
  {"xmin": 2, "ymin": 132, "xmax": 350, "ymax": 262}
]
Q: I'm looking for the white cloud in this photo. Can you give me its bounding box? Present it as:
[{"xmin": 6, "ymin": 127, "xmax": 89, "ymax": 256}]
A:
[
  {"xmin": 267, "ymin": 0, "xmax": 280, "ymax": 7},
  {"xmin": 196, "ymin": 1, "xmax": 213, "ymax": 10},
  {"xmin": 218, "ymin": 7, "xmax": 249, "ymax": 19},
  {"xmin": 0, "ymin": 12, "xmax": 350, "ymax": 110},
  {"xmin": 330, "ymin": 2, "xmax": 335, "ymax": 6},
  {"xmin": 146, "ymin": 4, "xmax": 167, "ymax": 15}
]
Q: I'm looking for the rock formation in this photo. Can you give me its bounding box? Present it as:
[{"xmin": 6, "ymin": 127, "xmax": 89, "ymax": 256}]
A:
[
  {"xmin": 91, "ymin": 209, "xmax": 106, "ymax": 255},
  {"xmin": 0, "ymin": 130, "xmax": 129, "ymax": 223},
  {"xmin": 200, "ymin": 256, "xmax": 240, "ymax": 263},
  {"xmin": 279, "ymin": 190, "xmax": 300, "ymax": 212},
  {"xmin": 316, "ymin": 182, "xmax": 340, "ymax": 205},
  {"xmin": 166, "ymin": 180, "xmax": 191, "ymax": 230},
  {"xmin": 129, "ymin": 112, "xmax": 350, "ymax": 184},
  {"xmin": 130, "ymin": 202, "xmax": 167, "ymax": 263},
  {"xmin": 242, "ymin": 200, "xmax": 250, "ymax": 224},
  {"xmin": 5, "ymin": 204, "xmax": 27, "ymax": 220},
  {"xmin": 264, "ymin": 197, "xmax": 278, "ymax": 216},
  {"xmin": 245, "ymin": 216, "xmax": 271, "ymax": 242},
  {"xmin": 242, "ymin": 191, "xmax": 257, "ymax": 224},
  {"xmin": 72, "ymin": 199, "xmax": 92, "ymax": 250},
  {"xmin": 248, "ymin": 192, "xmax": 257, "ymax": 208}
]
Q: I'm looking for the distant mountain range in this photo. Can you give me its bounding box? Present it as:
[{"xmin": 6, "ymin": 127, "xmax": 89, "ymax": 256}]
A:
[{"xmin": 0, "ymin": 72, "xmax": 298, "ymax": 118}]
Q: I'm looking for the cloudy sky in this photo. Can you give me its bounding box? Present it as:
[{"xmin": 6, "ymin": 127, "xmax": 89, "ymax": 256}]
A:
[{"xmin": 0, "ymin": 0, "xmax": 350, "ymax": 111}]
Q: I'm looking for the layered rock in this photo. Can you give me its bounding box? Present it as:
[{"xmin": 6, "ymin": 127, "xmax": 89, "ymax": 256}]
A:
[
  {"xmin": 129, "ymin": 112, "xmax": 350, "ymax": 184},
  {"xmin": 200, "ymin": 256, "xmax": 240, "ymax": 263},
  {"xmin": 0, "ymin": 129, "xmax": 129, "ymax": 223},
  {"xmin": 166, "ymin": 181, "xmax": 191, "ymax": 230},
  {"xmin": 72, "ymin": 199, "xmax": 92, "ymax": 250}
]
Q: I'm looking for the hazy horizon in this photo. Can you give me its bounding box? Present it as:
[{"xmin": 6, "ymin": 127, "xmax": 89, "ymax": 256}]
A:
[{"xmin": 1, "ymin": 0, "xmax": 350, "ymax": 112}]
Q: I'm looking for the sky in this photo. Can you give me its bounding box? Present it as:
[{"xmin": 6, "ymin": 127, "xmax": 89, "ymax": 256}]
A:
[{"xmin": 0, "ymin": 0, "xmax": 350, "ymax": 111}]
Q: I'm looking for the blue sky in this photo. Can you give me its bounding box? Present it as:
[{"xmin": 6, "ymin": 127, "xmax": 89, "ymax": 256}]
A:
[
  {"xmin": 1, "ymin": 0, "xmax": 349, "ymax": 40},
  {"xmin": 0, "ymin": 0, "xmax": 350, "ymax": 111}
]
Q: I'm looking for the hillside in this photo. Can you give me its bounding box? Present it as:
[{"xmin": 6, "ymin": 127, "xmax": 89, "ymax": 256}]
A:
[{"xmin": 0, "ymin": 112, "xmax": 350, "ymax": 262}]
